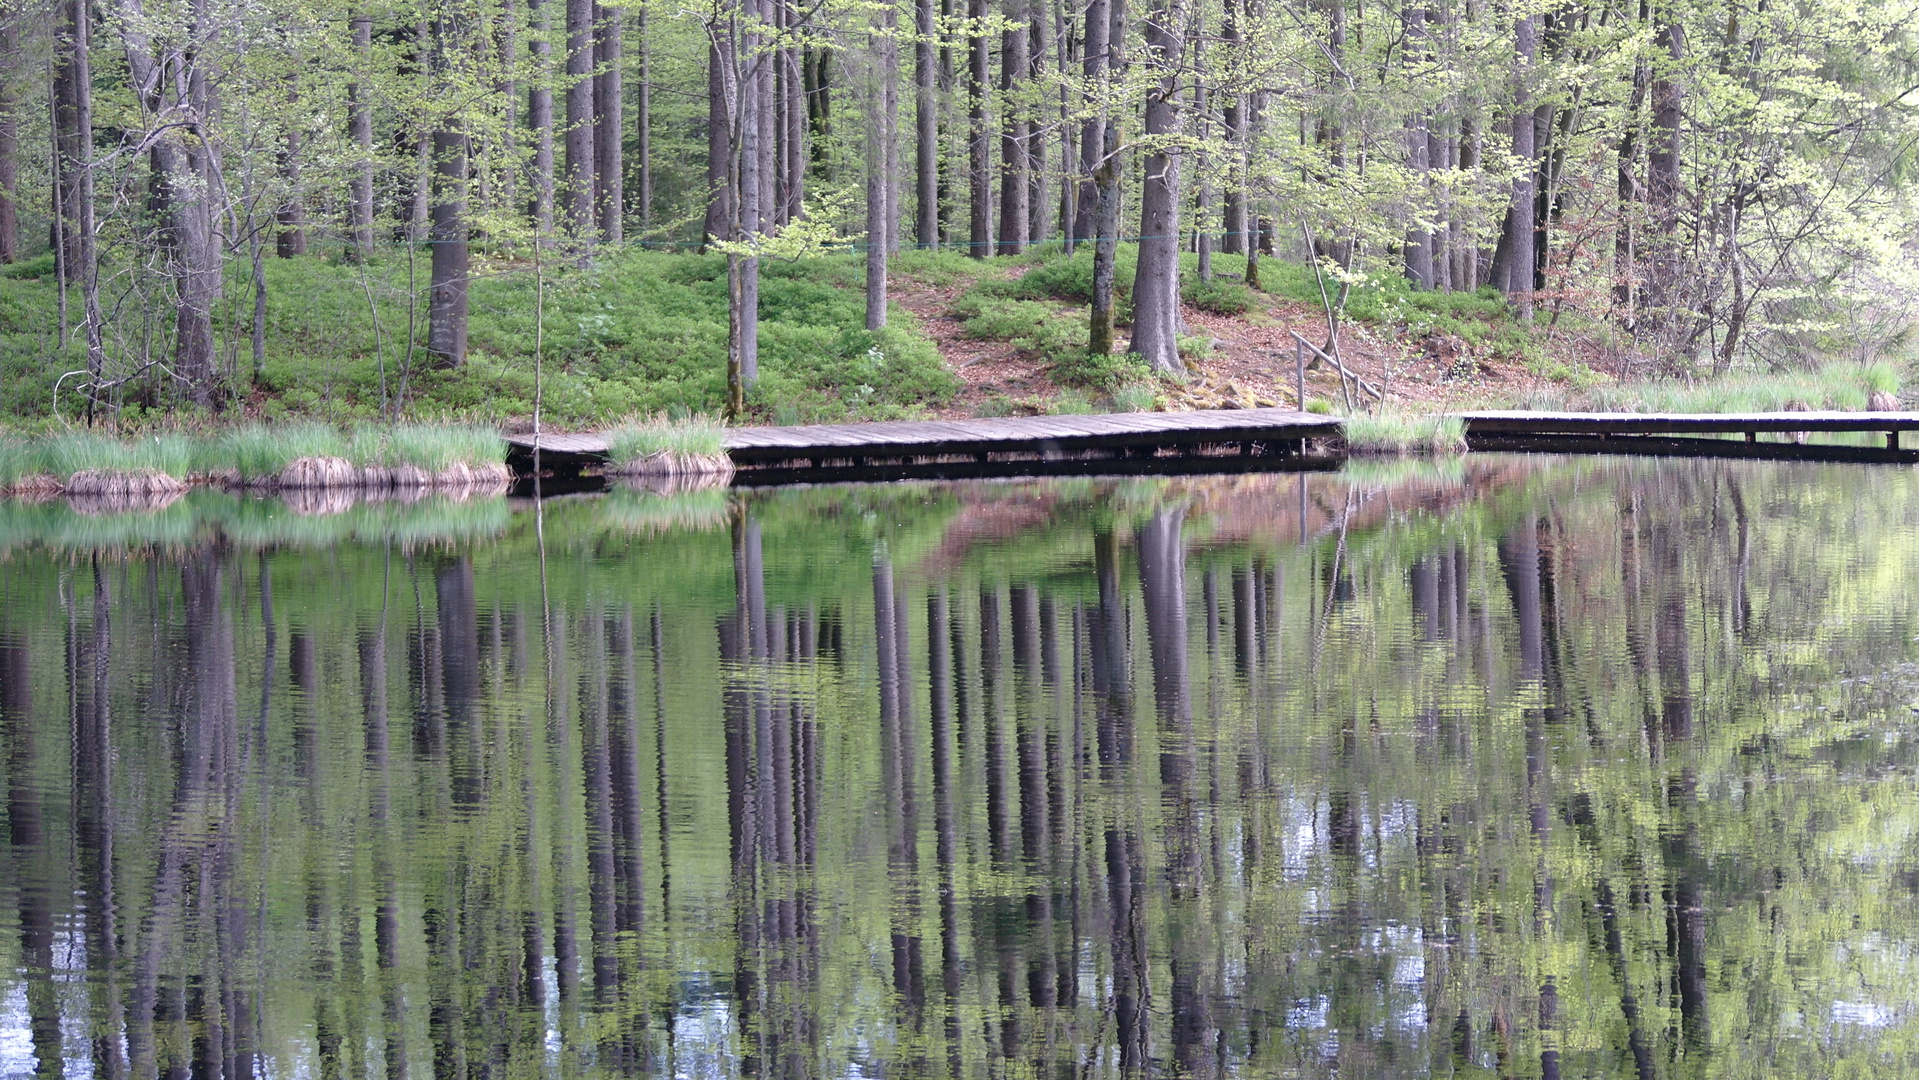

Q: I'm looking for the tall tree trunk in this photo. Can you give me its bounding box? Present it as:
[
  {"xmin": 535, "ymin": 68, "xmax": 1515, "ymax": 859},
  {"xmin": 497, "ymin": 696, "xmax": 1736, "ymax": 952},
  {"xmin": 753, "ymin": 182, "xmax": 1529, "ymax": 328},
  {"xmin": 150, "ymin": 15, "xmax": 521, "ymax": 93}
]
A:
[
  {"xmin": 1614, "ymin": 1, "xmax": 1650, "ymax": 317},
  {"xmin": 117, "ymin": 0, "xmax": 222, "ymax": 405},
  {"xmin": 916, "ymin": 0, "xmax": 939, "ymax": 246},
  {"xmin": 277, "ymin": 85, "xmax": 307, "ymax": 257},
  {"xmin": 727, "ymin": 3, "xmax": 762, "ymax": 409},
  {"xmin": 1072, "ymin": 0, "xmax": 1110, "ymax": 242},
  {"xmin": 429, "ymin": 105, "xmax": 469, "ymax": 363},
  {"xmin": 966, "ymin": 0, "xmax": 990, "ymax": 256},
  {"xmin": 1087, "ymin": 0, "xmax": 1123, "ymax": 354},
  {"xmin": 0, "ymin": 17, "xmax": 17, "ymax": 264},
  {"xmin": 1644, "ymin": 5, "xmax": 1683, "ymax": 325},
  {"xmin": 53, "ymin": 0, "xmax": 104, "ymax": 390},
  {"xmin": 1218, "ymin": 0, "xmax": 1243, "ymax": 254},
  {"xmin": 1505, "ymin": 10, "xmax": 1537, "ymax": 319},
  {"xmin": 566, "ymin": 0, "xmax": 598, "ymax": 240},
  {"xmin": 707, "ymin": 33, "xmax": 732, "ymax": 246},
  {"xmin": 1026, "ymin": 9, "xmax": 1048, "ymax": 244},
  {"xmin": 348, "ymin": 11, "xmax": 377, "ymax": 258},
  {"xmin": 867, "ymin": 0, "xmax": 898, "ymax": 327},
  {"xmin": 996, "ymin": 0, "xmax": 1030, "ymax": 254},
  {"xmin": 1131, "ymin": 0, "xmax": 1185, "ymax": 373},
  {"xmin": 595, "ymin": 1, "xmax": 624, "ymax": 240},
  {"xmin": 780, "ymin": 3, "xmax": 804, "ymax": 223},
  {"xmin": 638, "ymin": 0, "xmax": 652, "ymax": 231},
  {"xmin": 1401, "ymin": 6, "xmax": 1433, "ymax": 288}
]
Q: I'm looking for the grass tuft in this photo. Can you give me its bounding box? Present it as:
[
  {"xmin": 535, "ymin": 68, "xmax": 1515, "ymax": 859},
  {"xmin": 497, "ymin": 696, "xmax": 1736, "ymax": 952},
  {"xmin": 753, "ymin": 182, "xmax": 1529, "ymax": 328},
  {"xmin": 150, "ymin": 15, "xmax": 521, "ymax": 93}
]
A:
[
  {"xmin": 1343, "ymin": 411, "xmax": 1468, "ymax": 455},
  {"xmin": 604, "ymin": 415, "xmax": 729, "ymax": 465}
]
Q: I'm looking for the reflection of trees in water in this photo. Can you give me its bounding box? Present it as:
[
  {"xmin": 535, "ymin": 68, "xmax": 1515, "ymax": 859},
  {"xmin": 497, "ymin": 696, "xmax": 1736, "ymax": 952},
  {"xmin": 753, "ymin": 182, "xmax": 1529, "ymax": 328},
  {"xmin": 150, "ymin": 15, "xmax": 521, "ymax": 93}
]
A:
[{"xmin": 2, "ymin": 464, "xmax": 1917, "ymax": 1078}]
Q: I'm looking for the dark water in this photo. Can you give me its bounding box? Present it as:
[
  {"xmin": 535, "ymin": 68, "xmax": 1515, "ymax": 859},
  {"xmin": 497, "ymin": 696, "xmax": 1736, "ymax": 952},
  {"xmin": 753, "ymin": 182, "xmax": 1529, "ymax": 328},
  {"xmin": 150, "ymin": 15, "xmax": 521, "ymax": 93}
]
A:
[{"xmin": 3, "ymin": 457, "xmax": 1918, "ymax": 1079}]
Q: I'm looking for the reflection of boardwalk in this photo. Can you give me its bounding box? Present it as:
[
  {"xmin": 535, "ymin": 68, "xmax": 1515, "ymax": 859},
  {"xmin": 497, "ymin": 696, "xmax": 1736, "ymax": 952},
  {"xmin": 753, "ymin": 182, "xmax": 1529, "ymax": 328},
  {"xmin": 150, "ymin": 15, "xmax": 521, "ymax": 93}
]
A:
[{"xmin": 505, "ymin": 407, "xmax": 1342, "ymax": 475}]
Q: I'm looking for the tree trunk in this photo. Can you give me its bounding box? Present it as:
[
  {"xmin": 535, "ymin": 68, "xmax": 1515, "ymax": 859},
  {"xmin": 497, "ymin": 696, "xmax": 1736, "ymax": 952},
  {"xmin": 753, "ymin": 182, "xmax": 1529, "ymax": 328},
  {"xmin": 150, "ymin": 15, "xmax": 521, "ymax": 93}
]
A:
[
  {"xmin": 117, "ymin": 0, "xmax": 222, "ymax": 405},
  {"xmin": 429, "ymin": 123, "xmax": 470, "ymax": 365},
  {"xmin": 1026, "ymin": 10, "xmax": 1049, "ymax": 244},
  {"xmin": 782, "ymin": 6, "xmax": 804, "ymax": 223},
  {"xmin": 707, "ymin": 34, "xmax": 732, "ymax": 246},
  {"xmin": 1219, "ymin": 0, "xmax": 1243, "ymax": 254},
  {"xmin": 528, "ymin": 0, "xmax": 556, "ymax": 235},
  {"xmin": 595, "ymin": 0, "xmax": 623, "ymax": 241},
  {"xmin": 566, "ymin": 0, "xmax": 598, "ymax": 240},
  {"xmin": 0, "ymin": 17, "xmax": 17, "ymax": 264},
  {"xmin": 868, "ymin": 0, "xmax": 898, "ymax": 327},
  {"xmin": 1644, "ymin": 6, "xmax": 1683, "ymax": 321},
  {"xmin": 729, "ymin": 1, "xmax": 762, "ymax": 399},
  {"xmin": 1401, "ymin": 6, "xmax": 1433, "ymax": 288},
  {"xmin": 1072, "ymin": 0, "xmax": 1111, "ymax": 243},
  {"xmin": 916, "ymin": 0, "xmax": 939, "ymax": 246},
  {"xmin": 1087, "ymin": 0, "xmax": 1123, "ymax": 354},
  {"xmin": 277, "ymin": 86, "xmax": 307, "ymax": 257},
  {"xmin": 967, "ymin": 0, "xmax": 991, "ymax": 256},
  {"xmin": 638, "ymin": 0, "xmax": 652, "ymax": 231},
  {"xmin": 1131, "ymin": 0, "xmax": 1184, "ymax": 373},
  {"xmin": 348, "ymin": 11, "xmax": 377, "ymax": 258},
  {"xmin": 1614, "ymin": 2, "xmax": 1649, "ymax": 316},
  {"xmin": 1506, "ymin": 13, "xmax": 1537, "ymax": 319},
  {"xmin": 996, "ymin": 0, "xmax": 1030, "ymax": 254}
]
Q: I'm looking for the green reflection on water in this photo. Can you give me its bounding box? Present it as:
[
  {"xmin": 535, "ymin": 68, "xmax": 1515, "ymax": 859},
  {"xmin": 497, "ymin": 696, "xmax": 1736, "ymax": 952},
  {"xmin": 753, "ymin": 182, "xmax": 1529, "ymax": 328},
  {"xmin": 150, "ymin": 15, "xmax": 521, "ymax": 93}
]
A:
[{"xmin": 2, "ymin": 457, "xmax": 1918, "ymax": 1079}]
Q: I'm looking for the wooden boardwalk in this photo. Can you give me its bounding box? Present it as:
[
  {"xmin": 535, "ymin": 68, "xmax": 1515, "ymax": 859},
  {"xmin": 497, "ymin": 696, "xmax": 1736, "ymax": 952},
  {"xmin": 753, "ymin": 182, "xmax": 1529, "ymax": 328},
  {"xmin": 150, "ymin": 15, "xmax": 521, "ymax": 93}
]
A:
[
  {"xmin": 501, "ymin": 407, "xmax": 1919, "ymax": 481},
  {"xmin": 506, "ymin": 407, "xmax": 1342, "ymax": 474},
  {"xmin": 1460, "ymin": 410, "xmax": 1919, "ymax": 446}
]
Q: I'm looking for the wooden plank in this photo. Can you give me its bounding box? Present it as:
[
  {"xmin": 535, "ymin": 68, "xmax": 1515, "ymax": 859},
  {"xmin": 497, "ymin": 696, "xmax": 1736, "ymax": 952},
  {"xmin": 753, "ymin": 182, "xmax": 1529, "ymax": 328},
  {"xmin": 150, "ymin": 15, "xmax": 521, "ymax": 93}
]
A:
[{"xmin": 1458, "ymin": 410, "xmax": 1919, "ymax": 434}]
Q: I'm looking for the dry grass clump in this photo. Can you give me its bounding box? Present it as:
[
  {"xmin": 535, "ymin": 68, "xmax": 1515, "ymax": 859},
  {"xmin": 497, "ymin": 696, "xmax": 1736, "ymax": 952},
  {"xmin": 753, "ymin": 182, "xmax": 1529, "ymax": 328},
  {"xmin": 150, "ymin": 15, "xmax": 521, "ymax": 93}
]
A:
[{"xmin": 604, "ymin": 415, "xmax": 734, "ymax": 479}]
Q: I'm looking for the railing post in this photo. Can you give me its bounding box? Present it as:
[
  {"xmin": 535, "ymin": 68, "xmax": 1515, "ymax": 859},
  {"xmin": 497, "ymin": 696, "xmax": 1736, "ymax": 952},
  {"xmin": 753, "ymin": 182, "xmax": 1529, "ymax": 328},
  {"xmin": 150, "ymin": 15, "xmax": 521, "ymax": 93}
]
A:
[{"xmin": 1295, "ymin": 339, "xmax": 1306, "ymax": 411}]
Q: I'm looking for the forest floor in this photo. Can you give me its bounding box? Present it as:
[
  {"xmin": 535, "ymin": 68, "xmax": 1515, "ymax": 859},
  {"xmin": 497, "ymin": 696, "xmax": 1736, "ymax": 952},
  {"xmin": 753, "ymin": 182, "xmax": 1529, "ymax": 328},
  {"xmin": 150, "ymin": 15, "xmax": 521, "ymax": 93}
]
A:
[
  {"xmin": 885, "ymin": 249, "xmax": 1591, "ymax": 420},
  {"xmin": 890, "ymin": 266, "xmax": 1569, "ymax": 419},
  {"xmin": 0, "ymin": 244, "xmax": 1901, "ymax": 432}
]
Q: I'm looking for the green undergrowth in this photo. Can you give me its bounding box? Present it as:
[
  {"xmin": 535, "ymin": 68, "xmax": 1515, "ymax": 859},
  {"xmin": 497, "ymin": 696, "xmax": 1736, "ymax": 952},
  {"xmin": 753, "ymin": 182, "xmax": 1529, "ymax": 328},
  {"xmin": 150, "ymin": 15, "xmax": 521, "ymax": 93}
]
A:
[
  {"xmin": 603, "ymin": 415, "xmax": 728, "ymax": 465},
  {"xmin": 0, "ymin": 248, "xmax": 959, "ymax": 427}
]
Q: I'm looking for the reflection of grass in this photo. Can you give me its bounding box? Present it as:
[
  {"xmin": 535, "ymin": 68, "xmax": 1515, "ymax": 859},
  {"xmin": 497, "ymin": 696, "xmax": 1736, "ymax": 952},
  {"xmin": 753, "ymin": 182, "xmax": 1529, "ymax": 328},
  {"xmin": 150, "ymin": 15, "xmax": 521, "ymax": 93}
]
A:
[
  {"xmin": 600, "ymin": 484, "xmax": 732, "ymax": 534},
  {"xmin": 0, "ymin": 489, "xmax": 510, "ymax": 553},
  {"xmin": 0, "ymin": 496, "xmax": 201, "ymax": 552},
  {"xmin": 1343, "ymin": 411, "xmax": 1468, "ymax": 455},
  {"xmin": 217, "ymin": 493, "xmax": 512, "ymax": 548},
  {"xmin": 1339, "ymin": 455, "xmax": 1471, "ymax": 487}
]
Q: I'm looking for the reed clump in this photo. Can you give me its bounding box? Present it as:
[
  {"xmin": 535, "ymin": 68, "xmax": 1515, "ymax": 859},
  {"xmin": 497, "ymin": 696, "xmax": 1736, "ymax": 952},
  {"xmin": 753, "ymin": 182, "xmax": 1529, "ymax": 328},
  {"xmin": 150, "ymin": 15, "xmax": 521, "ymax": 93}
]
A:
[
  {"xmin": 603, "ymin": 415, "xmax": 734, "ymax": 480},
  {"xmin": 0, "ymin": 423, "xmax": 510, "ymax": 499},
  {"xmin": 206, "ymin": 422, "xmax": 508, "ymax": 491},
  {"xmin": 1342, "ymin": 411, "xmax": 1469, "ymax": 456},
  {"xmin": 1557, "ymin": 361, "xmax": 1902, "ymax": 414}
]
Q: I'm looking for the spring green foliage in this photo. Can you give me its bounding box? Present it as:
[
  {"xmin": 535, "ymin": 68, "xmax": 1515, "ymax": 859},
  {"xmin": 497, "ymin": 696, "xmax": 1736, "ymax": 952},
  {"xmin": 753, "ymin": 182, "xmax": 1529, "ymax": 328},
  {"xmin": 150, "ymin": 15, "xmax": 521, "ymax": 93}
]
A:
[
  {"xmin": 603, "ymin": 415, "xmax": 729, "ymax": 465},
  {"xmin": 0, "ymin": 250, "xmax": 957, "ymax": 427}
]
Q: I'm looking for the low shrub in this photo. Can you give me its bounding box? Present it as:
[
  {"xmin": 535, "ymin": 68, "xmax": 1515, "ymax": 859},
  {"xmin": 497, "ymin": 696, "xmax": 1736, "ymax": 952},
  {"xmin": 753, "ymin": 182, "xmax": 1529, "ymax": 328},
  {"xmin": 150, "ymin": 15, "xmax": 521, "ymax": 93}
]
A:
[
  {"xmin": 1183, "ymin": 276, "xmax": 1258, "ymax": 315},
  {"xmin": 1054, "ymin": 348, "xmax": 1150, "ymax": 391}
]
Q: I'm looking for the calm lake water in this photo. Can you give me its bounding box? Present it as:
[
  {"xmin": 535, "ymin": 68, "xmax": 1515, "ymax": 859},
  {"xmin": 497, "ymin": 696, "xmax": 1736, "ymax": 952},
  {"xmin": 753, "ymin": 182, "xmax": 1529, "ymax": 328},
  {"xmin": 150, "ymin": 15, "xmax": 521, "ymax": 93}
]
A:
[{"xmin": 2, "ymin": 457, "xmax": 1917, "ymax": 1079}]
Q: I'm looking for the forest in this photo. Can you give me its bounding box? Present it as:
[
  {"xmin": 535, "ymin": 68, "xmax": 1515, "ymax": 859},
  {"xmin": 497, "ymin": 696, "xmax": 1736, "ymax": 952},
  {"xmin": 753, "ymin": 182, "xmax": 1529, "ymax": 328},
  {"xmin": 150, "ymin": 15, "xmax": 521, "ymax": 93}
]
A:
[{"xmin": 0, "ymin": 0, "xmax": 1916, "ymax": 421}]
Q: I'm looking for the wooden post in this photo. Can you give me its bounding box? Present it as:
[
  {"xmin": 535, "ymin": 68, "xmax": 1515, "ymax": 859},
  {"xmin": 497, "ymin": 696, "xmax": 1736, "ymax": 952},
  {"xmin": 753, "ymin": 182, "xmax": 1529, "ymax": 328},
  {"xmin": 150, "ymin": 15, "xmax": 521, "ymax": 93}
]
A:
[
  {"xmin": 1888, "ymin": 431, "xmax": 1899, "ymax": 449},
  {"xmin": 1745, "ymin": 431, "xmax": 1756, "ymax": 443},
  {"xmin": 1295, "ymin": 339, "xmax": 1306, "ymax": 411}
]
